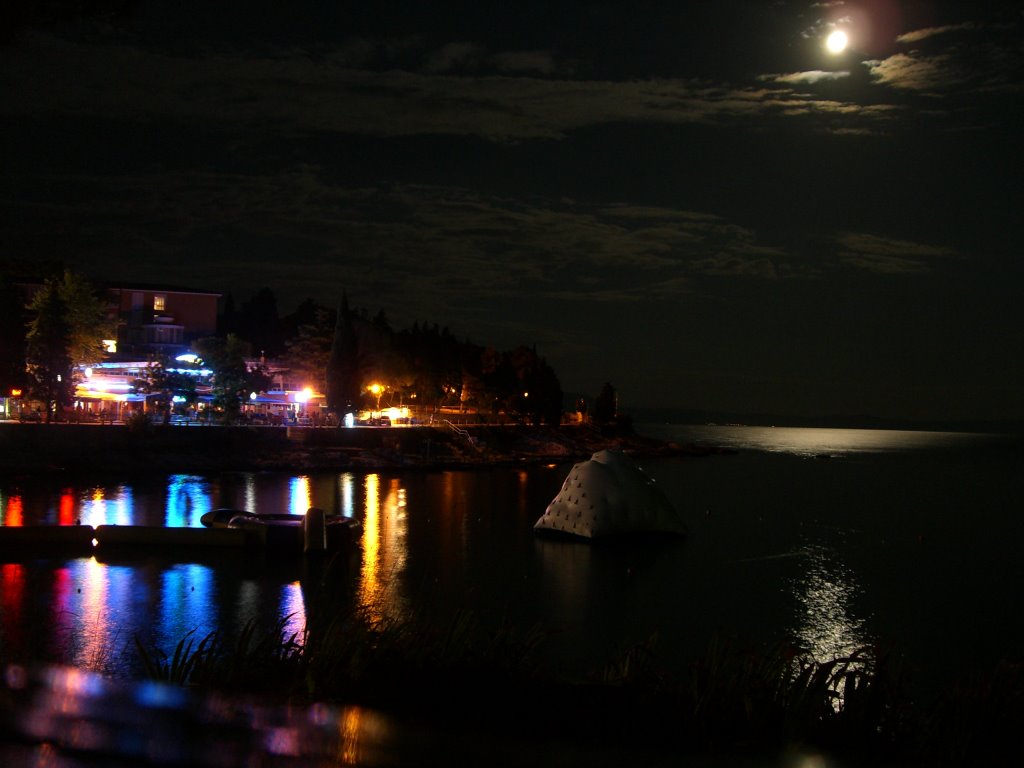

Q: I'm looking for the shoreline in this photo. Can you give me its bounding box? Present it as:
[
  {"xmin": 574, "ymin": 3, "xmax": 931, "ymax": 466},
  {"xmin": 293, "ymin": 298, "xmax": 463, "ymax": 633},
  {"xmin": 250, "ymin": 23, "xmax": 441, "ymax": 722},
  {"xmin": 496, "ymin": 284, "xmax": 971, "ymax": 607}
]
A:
[{"xmin": 0, "ymin": 422, "xmax": 721, "ymax": 477}]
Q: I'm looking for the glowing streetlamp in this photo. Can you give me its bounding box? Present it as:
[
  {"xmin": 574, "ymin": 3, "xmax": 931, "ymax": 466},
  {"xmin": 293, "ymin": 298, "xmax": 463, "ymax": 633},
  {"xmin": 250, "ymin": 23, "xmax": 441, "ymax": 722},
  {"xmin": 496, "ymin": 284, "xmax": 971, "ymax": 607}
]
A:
[
  {"xmin": 294, "ymin": 386, "xmax": 313, "ymax": 422},
  {"xmin": 368, "ymin": 383, "xmax": 383, "ymax": 414}
]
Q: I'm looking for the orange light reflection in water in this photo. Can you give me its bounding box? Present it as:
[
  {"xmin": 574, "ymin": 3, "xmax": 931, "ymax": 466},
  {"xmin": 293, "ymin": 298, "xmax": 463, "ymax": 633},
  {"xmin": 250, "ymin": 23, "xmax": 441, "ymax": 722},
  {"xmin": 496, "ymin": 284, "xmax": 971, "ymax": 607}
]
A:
[
  {"xmin": 2, "ymin": 494, "xmax": 24, "ymax": 526},
  {"xmin": 339, "ymin": 706, "xmax": 362, "ymax": 765},
  {"xmin": 359, "ymin": 475, "xmax": 380, "ymax": 618},
  {"xmin": 356, "ymin": 475, "xmax": 408, "ymax": 622}
]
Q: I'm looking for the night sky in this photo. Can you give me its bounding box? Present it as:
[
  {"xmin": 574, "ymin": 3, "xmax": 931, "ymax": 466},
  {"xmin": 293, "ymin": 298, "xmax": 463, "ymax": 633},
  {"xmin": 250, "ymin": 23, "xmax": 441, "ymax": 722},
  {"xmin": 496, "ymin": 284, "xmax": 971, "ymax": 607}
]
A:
[{"xmin": 2, "ymin": 1, "xmax": 1022, "ymax": 422}]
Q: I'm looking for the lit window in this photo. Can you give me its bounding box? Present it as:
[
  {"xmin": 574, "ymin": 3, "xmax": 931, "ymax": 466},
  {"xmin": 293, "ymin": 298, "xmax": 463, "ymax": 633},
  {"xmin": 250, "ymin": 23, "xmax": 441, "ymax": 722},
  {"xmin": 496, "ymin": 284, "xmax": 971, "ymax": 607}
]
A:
[{"xmin": 154, "ymin": 295, "xmax": 166, "ymax": 312}]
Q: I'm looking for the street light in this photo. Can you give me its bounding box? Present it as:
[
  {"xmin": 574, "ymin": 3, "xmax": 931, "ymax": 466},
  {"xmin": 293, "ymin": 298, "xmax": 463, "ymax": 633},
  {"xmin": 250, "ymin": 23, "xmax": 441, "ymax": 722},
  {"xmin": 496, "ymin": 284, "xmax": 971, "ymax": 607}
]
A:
[
  {"xmin": 295, "ymin": 386, "xmax": 313, "ymax": 423},
  {"xmin": 368, "ymin": 383, "xmax": 383, "ymax": 414}
]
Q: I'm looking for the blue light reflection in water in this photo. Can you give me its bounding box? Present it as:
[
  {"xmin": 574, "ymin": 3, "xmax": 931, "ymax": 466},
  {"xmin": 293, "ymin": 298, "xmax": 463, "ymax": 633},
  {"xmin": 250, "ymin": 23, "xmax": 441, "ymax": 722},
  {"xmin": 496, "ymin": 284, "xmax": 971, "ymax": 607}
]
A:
[
  {"xmin": 289, "ymin": 476, "xmax": 312, "ymax": 516},
  {"xmin": 279, "ymin": 582, "xmax": 307, "ymax": 641},
  {"xmin": 159, "ymin": 564, "xmax": 216, "ymax": 645},
  {"xmin": 164, "ymin": 475, "xmax": 212, "ymax": 528}
]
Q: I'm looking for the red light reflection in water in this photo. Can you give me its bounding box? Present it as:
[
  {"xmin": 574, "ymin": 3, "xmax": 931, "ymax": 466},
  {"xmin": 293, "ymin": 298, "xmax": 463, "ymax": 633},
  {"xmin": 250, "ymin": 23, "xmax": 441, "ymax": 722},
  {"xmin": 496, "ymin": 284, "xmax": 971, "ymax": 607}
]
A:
[
  {"xmin": 3, "ymin": 494, "xmax": 24, "ymax": 526},
  {"xmin": 1, "ymin": 563, "xmax": 26, "ymax": 649},
  {"xmin": 59, "ymin": 491, "xmax": 75, "ymax": 526}
]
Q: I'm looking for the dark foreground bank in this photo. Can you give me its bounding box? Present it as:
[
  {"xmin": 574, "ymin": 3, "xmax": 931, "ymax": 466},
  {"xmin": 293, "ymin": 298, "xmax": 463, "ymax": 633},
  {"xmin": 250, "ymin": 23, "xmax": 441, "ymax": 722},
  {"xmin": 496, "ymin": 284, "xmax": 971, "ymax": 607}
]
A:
[{"xmin": 3, "ymin": 608, "xmax": 1019, "ymax": 768}]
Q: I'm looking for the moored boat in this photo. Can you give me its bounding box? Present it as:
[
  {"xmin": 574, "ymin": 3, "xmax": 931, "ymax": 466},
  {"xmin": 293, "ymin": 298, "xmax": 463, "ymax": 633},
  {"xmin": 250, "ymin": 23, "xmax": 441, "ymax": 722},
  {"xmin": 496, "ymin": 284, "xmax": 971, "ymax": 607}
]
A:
[{"xmin": 202, "ymin": 507, "xmax": 360, "ymax": 556}]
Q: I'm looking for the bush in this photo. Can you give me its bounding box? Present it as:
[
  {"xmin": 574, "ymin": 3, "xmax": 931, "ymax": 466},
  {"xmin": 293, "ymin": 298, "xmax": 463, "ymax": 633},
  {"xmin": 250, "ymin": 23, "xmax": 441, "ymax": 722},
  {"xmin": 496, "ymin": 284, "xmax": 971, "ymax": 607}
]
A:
[{"xmin": 124, "ymin": 411, "xmax": 153, "ymax": 434}]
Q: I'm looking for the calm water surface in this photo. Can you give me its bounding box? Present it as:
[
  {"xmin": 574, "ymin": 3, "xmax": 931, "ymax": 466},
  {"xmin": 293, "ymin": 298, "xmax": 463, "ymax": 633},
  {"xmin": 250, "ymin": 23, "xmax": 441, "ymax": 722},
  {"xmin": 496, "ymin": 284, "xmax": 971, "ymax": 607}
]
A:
[{"xmin": 1, "ymin": 425, "xmax": 1021, "ymax": 693}]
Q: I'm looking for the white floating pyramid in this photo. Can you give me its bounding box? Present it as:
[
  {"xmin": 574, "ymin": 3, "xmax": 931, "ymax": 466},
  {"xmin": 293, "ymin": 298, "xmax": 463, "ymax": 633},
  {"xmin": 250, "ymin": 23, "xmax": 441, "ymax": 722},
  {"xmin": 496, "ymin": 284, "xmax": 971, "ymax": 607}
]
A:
[{"xmin": 534, "ymin": 448, "xmax": 685, "ymax": 539}]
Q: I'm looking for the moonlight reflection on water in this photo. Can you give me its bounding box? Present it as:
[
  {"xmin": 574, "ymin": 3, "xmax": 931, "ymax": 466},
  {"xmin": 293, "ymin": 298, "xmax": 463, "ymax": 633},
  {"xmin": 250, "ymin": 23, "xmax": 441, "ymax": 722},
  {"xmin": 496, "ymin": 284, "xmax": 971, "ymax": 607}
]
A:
[{"xmin": 790, "ymin": 545, "xmax": 868, "ymax": 662}]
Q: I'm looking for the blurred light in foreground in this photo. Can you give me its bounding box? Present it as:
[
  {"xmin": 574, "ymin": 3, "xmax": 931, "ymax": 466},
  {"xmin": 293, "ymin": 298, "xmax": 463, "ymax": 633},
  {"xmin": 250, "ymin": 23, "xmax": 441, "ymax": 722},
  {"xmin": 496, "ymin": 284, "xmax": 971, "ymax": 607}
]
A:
[{"xmin": 3, "ymin": 668, "xmax": 400, "ymax": 766}]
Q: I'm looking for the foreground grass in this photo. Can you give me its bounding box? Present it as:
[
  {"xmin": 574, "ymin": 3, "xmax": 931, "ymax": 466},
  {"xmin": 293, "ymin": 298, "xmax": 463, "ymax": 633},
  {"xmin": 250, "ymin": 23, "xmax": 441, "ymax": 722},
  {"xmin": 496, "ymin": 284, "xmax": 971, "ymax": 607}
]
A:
[{"xmin": 133, "ymin": 607, "xmax": 1023, "ymax": 766}]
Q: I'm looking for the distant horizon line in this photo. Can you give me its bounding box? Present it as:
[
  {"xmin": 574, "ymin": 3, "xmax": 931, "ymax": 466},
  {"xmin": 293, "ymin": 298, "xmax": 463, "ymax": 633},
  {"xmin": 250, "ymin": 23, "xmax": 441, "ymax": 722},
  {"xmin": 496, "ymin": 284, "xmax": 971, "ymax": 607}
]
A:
[{"xmin": 618, "ymin": 406, "xmax": 1023, "ymax": 434}]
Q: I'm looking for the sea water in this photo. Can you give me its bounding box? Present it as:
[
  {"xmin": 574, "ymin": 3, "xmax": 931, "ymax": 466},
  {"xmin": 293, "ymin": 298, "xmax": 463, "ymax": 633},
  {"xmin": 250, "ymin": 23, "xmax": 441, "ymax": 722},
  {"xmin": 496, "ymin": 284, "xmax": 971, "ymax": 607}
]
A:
[{"xmin": 1, "ymin": 425, "xmax": 1021, "ymax": 692}]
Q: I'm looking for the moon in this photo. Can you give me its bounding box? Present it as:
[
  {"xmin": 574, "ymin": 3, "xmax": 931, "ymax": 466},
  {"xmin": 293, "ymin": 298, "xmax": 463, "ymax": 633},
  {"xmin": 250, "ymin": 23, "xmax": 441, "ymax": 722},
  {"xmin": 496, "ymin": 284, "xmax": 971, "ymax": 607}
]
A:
[{"xmin": 826, "ymin": 29, "xmax": 849, "ymax": 54}]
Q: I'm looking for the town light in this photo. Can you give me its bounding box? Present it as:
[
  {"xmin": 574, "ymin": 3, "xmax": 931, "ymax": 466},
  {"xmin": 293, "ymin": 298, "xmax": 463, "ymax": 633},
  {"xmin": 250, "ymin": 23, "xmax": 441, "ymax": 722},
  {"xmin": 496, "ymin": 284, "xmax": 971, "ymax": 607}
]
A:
[
  {"xmin": 383, "ymin": 406, "xmax": 410, "ymax": 422},
  {"xmin": 368, "ymin": 383, "xmax": 384, "ymax": 413}
]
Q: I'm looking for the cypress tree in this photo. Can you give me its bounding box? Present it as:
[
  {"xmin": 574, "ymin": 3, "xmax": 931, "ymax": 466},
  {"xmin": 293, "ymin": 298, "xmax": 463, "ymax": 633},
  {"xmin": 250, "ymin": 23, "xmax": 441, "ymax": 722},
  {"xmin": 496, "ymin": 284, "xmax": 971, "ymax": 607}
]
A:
[{"xmin": 326, "ymin": 293, "xmax": 360, "ymax": 415}]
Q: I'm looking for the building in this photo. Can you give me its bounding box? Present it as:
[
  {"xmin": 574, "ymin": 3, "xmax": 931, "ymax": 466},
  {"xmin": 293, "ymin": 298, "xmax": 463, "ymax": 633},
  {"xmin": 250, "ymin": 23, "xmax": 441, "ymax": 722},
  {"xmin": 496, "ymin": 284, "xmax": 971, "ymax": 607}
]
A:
[{"xmin": 106, "ymin": 284, "xmax": 220, "ymax": 359}]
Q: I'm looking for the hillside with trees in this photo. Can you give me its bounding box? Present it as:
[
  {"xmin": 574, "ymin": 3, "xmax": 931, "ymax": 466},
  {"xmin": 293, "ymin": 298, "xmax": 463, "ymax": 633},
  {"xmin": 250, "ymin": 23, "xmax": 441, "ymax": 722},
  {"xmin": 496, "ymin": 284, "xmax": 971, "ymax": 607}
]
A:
[
  {"xmin": 2, "ymin": 268, "xmax": 567, "ymax": 426},
  {"xmin": 236, "ymin": 289, "xmax": 567, "ymax": 425}
]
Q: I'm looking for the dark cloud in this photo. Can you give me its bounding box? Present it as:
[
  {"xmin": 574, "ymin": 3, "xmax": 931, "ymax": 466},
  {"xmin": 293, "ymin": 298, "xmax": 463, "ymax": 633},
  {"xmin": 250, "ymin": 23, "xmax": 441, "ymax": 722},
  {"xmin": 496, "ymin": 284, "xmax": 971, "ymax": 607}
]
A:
[
  {"xmin": 833, "ymin": 233, "xmax": 954, "ymax": 275},
  {"xmin": 2, "ymin": 1, "xmax": 1022, "ymax": 421}
]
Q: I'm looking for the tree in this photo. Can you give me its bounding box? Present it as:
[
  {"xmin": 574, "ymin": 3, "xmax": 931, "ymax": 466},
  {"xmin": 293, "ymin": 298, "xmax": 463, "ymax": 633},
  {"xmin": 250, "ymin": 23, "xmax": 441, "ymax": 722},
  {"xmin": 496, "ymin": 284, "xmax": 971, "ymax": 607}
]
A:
[
  {"xmin": 55, "ymin": 271, "xmax": 112, "ymax": 366},
  {"xmin": 525, "ymin": 359, "xmax": 563, "ymax": 426},
  {"xmin": 393, "ymin": 322, "xmax": 465, "ymax": 409},
  {"xmin": 593, "ymin": 382, "xmax": 618, "ymax": 425},
  {"xmin": 25, "ymin": 280, "xmax": 73, "ymax": 421},
  {"xmin": 132, "ymin": 355, "xmax": 200, "ymax": 424},
  {"xmin": 237, "ymin": 287, "xmax": 284, "ymax": 358},
  {"xmin": 325, "ymin": 294, "xmax": 360, "ymax": 415},
  {"xmin": 283, "ymin": 304, "xmax": 335, "ymax": 395},
  {"xmin": 194, "ymin": 334, "xmax": 269, "ymax": 424},
  {"xmin": 24, "ymin": 271, "xmax": 112, "ymax": 421}
]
